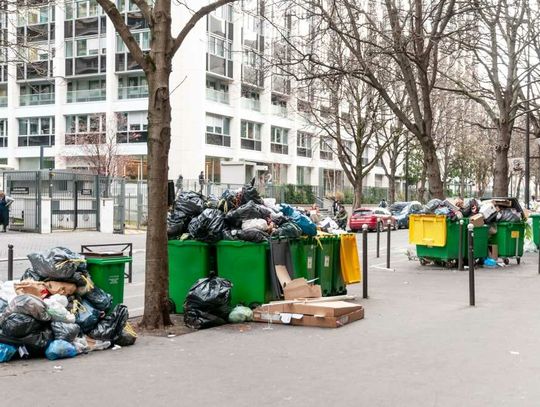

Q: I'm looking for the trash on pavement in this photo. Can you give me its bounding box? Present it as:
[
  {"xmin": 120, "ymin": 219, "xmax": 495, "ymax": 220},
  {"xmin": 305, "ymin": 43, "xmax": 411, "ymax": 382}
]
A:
[
  {"xmin": 228, "ymin": 305, "xmax": 253, "ymax": 323},
  {"xmin": 183, "ymin": 276, "xmax": 232, "ymax": 330}
]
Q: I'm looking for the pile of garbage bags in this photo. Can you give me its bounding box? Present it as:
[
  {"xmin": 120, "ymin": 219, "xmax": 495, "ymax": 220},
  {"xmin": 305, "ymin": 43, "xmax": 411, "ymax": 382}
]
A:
[
  {"xmin": 0, "ymin": 247, "xmax": 136, "ymax": 363},
  {"xmin": 167, "ymin": 180, "xmax": 324, "ymax": 243},
  {"xmin": 423, "ymin": 197, "xmax": 524, "ymax": 224}
]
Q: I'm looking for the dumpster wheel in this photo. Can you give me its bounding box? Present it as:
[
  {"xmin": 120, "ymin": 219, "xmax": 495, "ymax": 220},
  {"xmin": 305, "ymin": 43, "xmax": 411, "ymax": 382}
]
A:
[
  {"xmin": 419, "ymin": 258, "xmax": 428, "ymax": 266},
  {"xmin": 167, "ymin": 298, "xmax": 177, "ymax": 314},
  {"xmin": 503, "ymin": 258, "xmax": 510, "ymax": 265},
  {"xmin": 517, "ymin": 257, "xmax": 521, "ymax": 265}
]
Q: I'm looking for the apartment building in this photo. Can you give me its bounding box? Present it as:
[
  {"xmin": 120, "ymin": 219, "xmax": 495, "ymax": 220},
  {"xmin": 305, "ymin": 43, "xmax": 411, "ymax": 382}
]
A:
[{"xmin": 0, "ymin": 0, "xmax": 396, "ymax": 193}]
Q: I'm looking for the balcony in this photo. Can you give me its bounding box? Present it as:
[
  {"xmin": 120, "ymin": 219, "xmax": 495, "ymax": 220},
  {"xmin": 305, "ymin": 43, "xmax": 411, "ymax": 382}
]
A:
[
  {"xmin": 0, "ymin": 96, "xmax": 6, "ymax": 107},
  {"xmin": 241, "ymin": 97, "xmax": 260, "ymax": 111},
  {"xmin": 206, "ymin": 88, "xmax": 229, "ymax": 104},
  {"xmin": 272, "ymin": 104, "xmax": 287, "ymax": 117},
  {"xmin": 67, "ymin": 88, "xmax": 106, "ymax": 103},
  {"xmin": 20, "ymin": 93, "xmax": 55, "ymax": 106},
  {"xmin": 118, "ymin": 85, "xmax": 149, "ymax": 100}
]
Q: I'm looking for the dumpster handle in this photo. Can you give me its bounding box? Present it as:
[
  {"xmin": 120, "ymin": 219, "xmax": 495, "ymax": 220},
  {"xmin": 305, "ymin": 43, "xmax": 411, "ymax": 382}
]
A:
[{"xmin": 80, "ymin": 243, "xmax": 133, "ymax": 283}]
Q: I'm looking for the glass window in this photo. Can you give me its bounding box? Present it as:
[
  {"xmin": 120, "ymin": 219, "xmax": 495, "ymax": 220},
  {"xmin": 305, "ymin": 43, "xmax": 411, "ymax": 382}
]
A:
[
  {"xmin": 76, "ymin": 39, "xmax": 86, "ymax": 56},
  {"xmin": 18, "ymin": 120, "xmax": 26, "ymax": 135},
  {"xmin": 65, "ymin": 41, "xmax": 73, "ymax": 57},
  {"xmin": 77, "ymin": 1, "xmax": 88, "ymax": 18},
  {"xmin": 141, "ymin": 31, "xmax": 150, "ymax": 49},
  {"xmin": 29, "ymin": 118, "xmax": 39, "ymax": 135},
  {"xmin": 66, "ymin": 3, "xmax": 74, "ymax": 19}
]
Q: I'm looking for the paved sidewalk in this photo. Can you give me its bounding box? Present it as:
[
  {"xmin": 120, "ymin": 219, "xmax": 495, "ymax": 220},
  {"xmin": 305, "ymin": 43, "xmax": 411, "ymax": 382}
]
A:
[{"xmin": 1, "ymin": 232, "xmax": 540, "ymax": 406}]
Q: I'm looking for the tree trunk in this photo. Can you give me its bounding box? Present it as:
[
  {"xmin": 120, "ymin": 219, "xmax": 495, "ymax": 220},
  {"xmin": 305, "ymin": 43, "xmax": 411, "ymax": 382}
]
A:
[
  {"xmin": 388, "ymin": 167, "xmax": 396, "ymax": 204},
  {"xmin": 420, "ymin": 137, "xmax": 444, "ymax": 199},
  {"xmin": 353, "ymin": 177, "xmax": 363, "ymax": 208},
  {"xmin": 493, "ymin": 127, "xmax": 511, "ymax": 197},
  {"xmin": 418, "ymin": 165, "xmax": 427, "ymax": 203}
]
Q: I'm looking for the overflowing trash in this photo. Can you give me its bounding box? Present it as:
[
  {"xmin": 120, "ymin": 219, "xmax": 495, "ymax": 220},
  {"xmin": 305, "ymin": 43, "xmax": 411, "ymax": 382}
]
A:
[
  {"xmin": 167, "ymin": 179, "xmax": 345, "ymax": 243},
  {"xmin": 0, "ymin": 247, "xmax": 136, "ymax": 363}
]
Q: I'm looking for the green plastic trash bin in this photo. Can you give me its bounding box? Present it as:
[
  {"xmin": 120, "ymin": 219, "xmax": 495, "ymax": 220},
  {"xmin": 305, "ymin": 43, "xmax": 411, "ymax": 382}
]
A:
[
  {"xmin": 332, "ymin": 236, "xmax": 347, "ymax": 296},
  {"xmin": 415, "ymin": 218, "xmax": 488, "ymax": 266},
  {"xmin": 168, "ymin": 240, "xmax": 211, "ymax": 313},
  {"xmin": 216, "ymin": 240, "xmax": 269, "ymax": 307},
  {"xmin": 531, "ymin": 214, "xmax": 540, "ymax": 249},
  {"xmin": 316, "ymin": 237, "xmax": 334, "ymax": 297},
  {"xmin": 289, "ymin": 238, "xmax": 317, "ymax": 280},
  {"xmin": 86, "ymin": 256, "xmax": 132, "ymax": 309},
  {"xmin": 489, "ymin": 221, "xmax": 525, "ymax": 264}
]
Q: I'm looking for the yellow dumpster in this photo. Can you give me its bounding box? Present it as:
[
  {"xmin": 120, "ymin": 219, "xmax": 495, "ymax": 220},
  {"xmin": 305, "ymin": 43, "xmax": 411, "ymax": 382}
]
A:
[{"xmin": 409, "ymin": 215, "xmax": 447, "ymax": 247}]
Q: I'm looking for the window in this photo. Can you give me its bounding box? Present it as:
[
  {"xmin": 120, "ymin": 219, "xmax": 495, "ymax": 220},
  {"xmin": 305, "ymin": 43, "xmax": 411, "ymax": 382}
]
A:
[
  {"xmin": 271, "ymin": 126, "xmax": 288, "ymax": 155},
  {"xmin": 65, "ymin": 113, "xmax": 105, "ymax": 144},
  {"xmin": 241, "ymin": 120, "xmax": 261, "ymax": 151},
  {"xmin": 297, "ymin": 132, "xmax": 312, "ymax": 157},
  {"xmin": 65, "ymin": 0, "xmax": 102, "ymax": 19},
  {"xmin": 320, "ymin": 138, "xmax": 333, "ymax": 160},
  {"xmin": 116, "ymin": 111, "xmax": 148, "ymax": 143},
  {"xmin": 18, "ymin": 117, "xmax": 54, "ymax": 146},
  {"xmin": 205, "ymin": 114, "xmax": 231, "ymax": 147},
  {"xmin": 116, "ymin": 31, "xmax": 150, "ymax": 52},
  {"xmin": 0, "ymin": 119, "xmax": 7, "ymax": 147},
  {"xmin": 375, "ymin": 174, "xmax": 384, "ymax": 188},
  {"xmin": 297, "ymin": 166, "xmax": 311, "ymax": 185}
]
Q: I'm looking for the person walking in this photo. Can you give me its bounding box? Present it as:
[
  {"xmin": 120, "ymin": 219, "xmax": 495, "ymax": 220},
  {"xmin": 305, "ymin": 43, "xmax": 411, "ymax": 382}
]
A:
[
  {"xmin": 0, "ymin": 191, "xmax": 14, "ymax": 232},
  {"xmin": 198, "ymin": 171, "xmax": 205, "ymax": 194},
  {"xmin": 379, "ymin": 198, "xmax": 387, "ymax": 208},
  {"xmin": 175, "ymin": 174, "xmax": 183, "ymax": 194},
  {"xmin": 334, "ymin": 205, "xmax": 348, "ymax": 230}
]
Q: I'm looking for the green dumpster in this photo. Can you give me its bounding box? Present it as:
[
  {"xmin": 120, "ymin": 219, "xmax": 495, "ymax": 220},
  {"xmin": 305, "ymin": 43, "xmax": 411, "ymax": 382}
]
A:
[
  {"xmin": 316, "ymin": 236, "xmax": 334, "ymax": 296},
  {"xmin": 86, "ymin": 256, "xmax": 132, "ymax": 309},
  {"xmin": 332, "ymin": 236, "xmax": 347, "ymax": 296},
  {"xmin": 489, "ymin": 221, "xmax": 525, "ymax": 264},
  {"xmin": 216, "ymin": 240, "xmax": 269, "ymax": 307},
  {"xmin": 531, "ymin": 214, "xmax": 540, "ymax": 249},
  {"xmin": 168, "ymin": 240, "xmax": 211, "ymax": 313},
  {"xmin": 289, "ymin": 238, "xmax": 317, "ymax": 280},
  {"xmin": 414, "ymin": 218, "xmax": 488, "ymax": 266}
]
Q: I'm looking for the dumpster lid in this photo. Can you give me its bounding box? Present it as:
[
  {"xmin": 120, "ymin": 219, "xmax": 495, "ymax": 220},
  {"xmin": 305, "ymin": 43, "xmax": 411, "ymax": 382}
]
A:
[{"xmin": 83, "ymin": 251, "xmax": 125, "ymax": 258}]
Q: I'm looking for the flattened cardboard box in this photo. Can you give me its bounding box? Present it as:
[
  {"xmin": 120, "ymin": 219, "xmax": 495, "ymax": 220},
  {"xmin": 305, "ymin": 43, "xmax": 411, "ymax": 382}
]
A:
[
  {"xmin": 253, "ymin": 307, "xmax": 364, "ymax": 328},
  {"xmin": 255, "ymin": 301, "xmax": 362, "ymax": 317}
]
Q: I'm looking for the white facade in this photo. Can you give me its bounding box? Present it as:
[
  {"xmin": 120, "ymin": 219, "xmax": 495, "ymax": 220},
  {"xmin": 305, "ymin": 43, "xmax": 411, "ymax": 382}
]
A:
[{"xmin": 0, "ymin": 0, "xmax": 399, "ymax": 192}]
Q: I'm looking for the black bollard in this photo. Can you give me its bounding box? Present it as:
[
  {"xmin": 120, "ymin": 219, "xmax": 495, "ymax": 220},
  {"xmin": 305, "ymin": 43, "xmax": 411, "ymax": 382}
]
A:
[
  {"xmin": 362, "ymin": 224, "xmax": 368, "ymax": 299},
  {"xmin": 468, "ymin": 224, "xmax": 475, "ymax": 306},
  {"xmin": 7, "ymin": 244, "xmax": 13, "ymax": 281},
  {"xmin": 376, "ymin": 221, "xmax": 380, "ymax": 258},
  {"xmin": 386, "ymin": 220, "xmax": 391, "ymax": 269},
  {"xmin": 458, "ymin": 220, "xmax": 464, "ymax": 271}
]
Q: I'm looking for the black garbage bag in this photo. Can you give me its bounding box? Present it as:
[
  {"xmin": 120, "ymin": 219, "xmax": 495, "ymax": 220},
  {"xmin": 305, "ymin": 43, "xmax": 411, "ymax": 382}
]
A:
[
  {"xmin": 20, "ymin": 268, "xmax": 45, "ymax": 282},
  {"xmin": 218, "ymin": 190, "xmax": 239, "ymax": 213},
  {"xmin": 222, "ymin": 228, "xmax": 240, "ymax": 241},
  {"xmin": 0, "ymin": 298, "xmax": 7, "ymax": 314},
  {"xmin": 239, "ymin": 179, "xmax": 263, "ymax": 205},
  {"xmin": 2, "ymin": 295, "xmax": 51, "ymax": 322},
  {"xmin": 84, "ymin": 286, "xmax": 113, "ymax": 312},
  {"xmin": 114, "ymin": 326, "xmax": 137, "ymax": 346},
  {"xmin": 461, "ymin": 198, "xmax": 480, "ymax": 217},
  {"xmin": 184, "ymin": 276, "xmax": 232, "ymax": 330},
  {"xmin": 167, "ymin": 211, "xmax": 188, "ymax": 239},
  {"xmin": 75, "ymin": 300, "xmax": 101, "ymax": 333},
  {"xmin": 51, "ymin": 322, "xmax": 80, "ymax": 342},
  {"xmin": 188, "ymin": 209, "xmax": 225, "ymax": 243},
  {"xmin": 237, "ymin": 228, "xmax": 269, "ymax": 243},
  {"xmin": 225, "ymin": 201, "xmax": 272, "ymax": 228},
  {"xmin": 272, "ymin": 222, "xmax": 303, "ymax": 239},
  {"xmin": 28, "ymin": 247, "xmax": 85, "ymax": 280},
  {"xmin": 425, "ymin": 199, "xmax": 444, "ymax": 213},
  {"xmin": 88, "ymin": 304, "xmax": 129, "ymax": 342},
  {"xmin": 206, "ymin": 195, "xmax": 220, "ymax": 209},
  {"xmin": 496, "ymin": 208, "xmax": 521, "ymax": 222},
  {"xmin": 174, "ymin": 191, "xmax": 206, "ymax": 218},
  {"xmin": 1, "ymin": 313, "xmax": 44, "ymax": 338},
  {"xmin": 0, "ymin": 327, "xmax": 53, "ymax": 354},
  {"xmin": 69, "ymin": 270, "xmax": 93, "ymax": 288}
]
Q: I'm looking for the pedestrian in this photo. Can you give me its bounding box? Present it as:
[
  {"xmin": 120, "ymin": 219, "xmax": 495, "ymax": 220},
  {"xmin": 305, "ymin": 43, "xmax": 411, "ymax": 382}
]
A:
[
  {"xmin": 332, "ymin": 197, "xmax": 340, "ymax": 216},
  {"xmin": 334, "ymin": 205, "xmax": 348, "ymax": 230},
  {"xmin": 0, "ymin": 191, "xmax": 14, "ymax": 232},
  {"xmin": 531, "ymin": 195, "xmax": 538, "ymax": 212},
  {"xmin": 379, "ymin": 198, "xmax": 387, "ymax": 208},
  {"xmin": 309, "ymin": 203, "xmax": 322, "ymax": 224},
  {"xmin": 175, "ymin": 174, "xmax": 183, "ymax": 194},
  {"xmin": 198, "ymin": 171, "xmax": 205, "ymax": 194}
]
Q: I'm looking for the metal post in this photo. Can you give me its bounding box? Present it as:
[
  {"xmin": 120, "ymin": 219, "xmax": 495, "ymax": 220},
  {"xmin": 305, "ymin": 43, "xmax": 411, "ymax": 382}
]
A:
[
  {"xmin": 468, "ymin": 224, "xmax": 475, "ymax": 306},
  {"xmin": 405, "ymin": 137, "xmax": 409, "ymax": 202},
  {"xmin": 73, "ymin": 180, "xmax": 79, "ymax": 230},
  {"xmin": 525, "ymin": 25, "xmax": 531, "ymax": 209},
  {"xmin": 7, "ymin": 244, "xmax": 13, "ymax": 281},
  {"xmin": 376, "ymin": 221, "xmax": 380, "ymax": 258},
  {"xmin": 95, "ymin": 175, "xmax": 101, "ymax": 232},
  {"xmin": 458, "ymin": 219, "xmax": 464, "ymax": 270},
  {"xmin": 362, "ymin": 224, "xmax": 368, "ymax": 299},
  {"xmin": 137, "ymin": 181, "xmax": 142, "ymax": 229},
  {"xmin": 386, "ymin": 220, "xmax": 391, "ymax": 269}
]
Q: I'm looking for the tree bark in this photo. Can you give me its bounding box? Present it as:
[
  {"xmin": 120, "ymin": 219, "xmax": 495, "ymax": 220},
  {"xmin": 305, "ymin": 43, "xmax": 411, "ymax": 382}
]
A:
[
  {"xmin": 493, "ymin": 127, "xmax": 511, "ymax": 196},
  {"xmin": 420, "ymin": 136, "xmax": 444, "ymax": 199},
  {"xmin": 418, "ymin": 165, "xmax": 427, "ymax": 203},
  {"xmin": 353, "ymin": 177, "xmax": 363, "ymax": 208}
]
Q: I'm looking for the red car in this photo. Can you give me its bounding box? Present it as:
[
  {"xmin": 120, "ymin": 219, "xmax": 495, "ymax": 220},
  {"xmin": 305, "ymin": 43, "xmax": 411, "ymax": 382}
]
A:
[{"xmin": 349, "ymin": 207, "xmax": 397, "ymax": 232}]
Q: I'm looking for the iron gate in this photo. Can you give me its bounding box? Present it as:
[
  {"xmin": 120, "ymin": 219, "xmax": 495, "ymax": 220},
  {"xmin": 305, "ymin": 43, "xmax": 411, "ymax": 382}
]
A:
[
  {"xmin": 51, "ymin": 172, "xmax": 99, "ymax": 231},
  {"xmin": 2, "ymin": 171, "xmax": 40, "ymax": 232}
]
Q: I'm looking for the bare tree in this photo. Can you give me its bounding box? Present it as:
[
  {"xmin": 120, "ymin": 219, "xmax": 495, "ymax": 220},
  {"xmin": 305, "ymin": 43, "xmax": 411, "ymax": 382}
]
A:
[{"xmin": 91, "ymin": 0, "xmax": 237, "ymax": 329}]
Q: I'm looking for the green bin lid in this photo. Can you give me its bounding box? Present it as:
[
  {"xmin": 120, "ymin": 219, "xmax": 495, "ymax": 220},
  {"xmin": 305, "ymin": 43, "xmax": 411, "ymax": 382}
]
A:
[
  {"xmin": 216, "ymin": 240, "xmax": 269, "ymax": 247},
  {"xmin": 168, "ymin": 240, "xmax": 209, "ymax": 247},
  {"xmin": 86, "ymin": 256, "xmax": 132, "ymax": 264}
]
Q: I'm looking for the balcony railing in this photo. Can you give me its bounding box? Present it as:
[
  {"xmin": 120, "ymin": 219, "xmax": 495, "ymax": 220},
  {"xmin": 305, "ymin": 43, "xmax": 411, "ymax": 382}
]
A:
[
  {"xmin": 206, "ymin": 88, "xmax": 229, "ymax": 104},
  {"xmin": 118, "ymin": 85, "xmax": 149, "ymax": 100},
  {"xmin": 272, "ymin": 104, "xmax": 287, "ymax": 117},
  {"xmin": 0, "ymin": 96, "xmax": 6, "ymax": 107},
  {"xmin": 67, "ymin": 88, "xmax": 106, "ymax": 103},
  {"xmin": 20, "ymin": 92, "xmax": 55, "ymax": 106},
  {"xmin": 241, "ymin": 97, "xmax": 260, "ymax": 111}
]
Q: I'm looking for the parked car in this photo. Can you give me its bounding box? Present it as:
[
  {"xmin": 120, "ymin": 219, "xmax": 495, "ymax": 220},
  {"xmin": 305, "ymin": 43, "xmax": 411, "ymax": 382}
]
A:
[
  {"xmin": 393, "ymin": 201, "xmax": 424, "ymax": 229},
  {"xmin": 349, "ymin": 207, "xmax": 397, "ymax": 232},
  {"xmin": 389, "ymin": 202, "xmax": 409, "ymax": 215}
]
